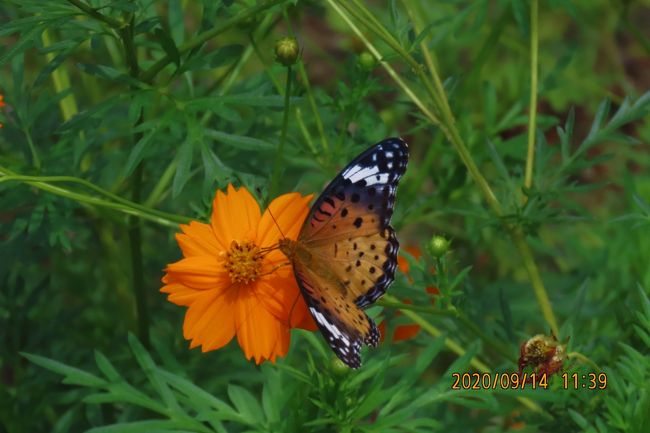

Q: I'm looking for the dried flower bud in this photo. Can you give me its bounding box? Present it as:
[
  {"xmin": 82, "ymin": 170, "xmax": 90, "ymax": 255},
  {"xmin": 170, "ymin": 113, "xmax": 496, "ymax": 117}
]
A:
[
  {"xmin": 519, "ymin": 333, "xmax": 566, "ymax": 377},
  {"xmin": 274, "ymin": 36, "xmax": 300, "ymax": 67}
]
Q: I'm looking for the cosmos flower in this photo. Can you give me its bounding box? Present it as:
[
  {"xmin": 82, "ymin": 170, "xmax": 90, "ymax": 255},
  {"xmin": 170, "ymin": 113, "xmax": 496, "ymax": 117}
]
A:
[{"xmin": 161, "ymin": 184, "xmax": 316, "ymax": 364}]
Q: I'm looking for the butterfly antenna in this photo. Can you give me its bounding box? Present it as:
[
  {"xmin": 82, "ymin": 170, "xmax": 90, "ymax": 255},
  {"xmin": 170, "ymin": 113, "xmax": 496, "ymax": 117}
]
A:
[
  {"xmin": 267, "ymin": 207, "xmax": 287, "ymax": 240},
  {"xmin": 286, "ymin": 292, "xmax": 302, "ymax": 328}
]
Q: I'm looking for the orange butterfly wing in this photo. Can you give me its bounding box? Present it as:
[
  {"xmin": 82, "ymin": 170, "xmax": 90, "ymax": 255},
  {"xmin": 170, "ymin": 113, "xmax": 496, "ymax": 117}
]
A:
[{"xmin": 284, "ymin": 138, "xmax": 408, "ymax": 368}]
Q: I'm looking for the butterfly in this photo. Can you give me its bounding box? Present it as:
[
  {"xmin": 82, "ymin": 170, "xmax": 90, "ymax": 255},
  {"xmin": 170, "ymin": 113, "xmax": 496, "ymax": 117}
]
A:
[{"xmin": 279, "ymin": 137, "xmax": 409, "ymax": 368}]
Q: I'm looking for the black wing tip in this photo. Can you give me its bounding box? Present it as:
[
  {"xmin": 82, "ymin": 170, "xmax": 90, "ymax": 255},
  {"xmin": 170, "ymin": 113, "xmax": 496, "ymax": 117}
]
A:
[{"xmin": 364, "ymin": 317, "xmax": 380, "ymax": 348}]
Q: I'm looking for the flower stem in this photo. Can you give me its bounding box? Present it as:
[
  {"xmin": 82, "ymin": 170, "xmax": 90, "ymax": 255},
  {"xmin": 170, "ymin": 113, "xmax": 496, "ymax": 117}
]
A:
[
  {"xmin": 21, "ymin": 127, "xmax": 41, "ymax": 171},
  {"xmin": 121, "ymin": 14, "xmax": 150, "ymax": 348},
  {"xmin": 568, "ymin": 351, "xmax": 601, "ymax": 370},
  {"xmin": 41, "ymin": 29, "xmax": 80, "ymax": 124},
  {"xmin": 0, "ymin": 169, "xmax": 188, "ymax": 227},
  {"xmin": 511, "ymin": 228, "xmax": 559, "ymax": 335},
  {"xmin": 66, "ymin": 0, "xmax": 123, "ymax": 28},
  {"xmin": 524, "ymin": 0, "xmax": 539, "ymax": 193},
  {"xmin": 296, "ymin": 60, "xmax": 329, "ymax": 155},
  {"xmin": 269, "ymin": 65, "xmax": 293, "ymax": 200}
]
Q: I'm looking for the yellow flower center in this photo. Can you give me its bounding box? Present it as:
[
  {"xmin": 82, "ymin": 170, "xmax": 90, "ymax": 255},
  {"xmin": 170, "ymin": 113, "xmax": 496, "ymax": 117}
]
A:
[{"xmin": 224, "ymin": 240, "xmax": 262, "ymax": 284}]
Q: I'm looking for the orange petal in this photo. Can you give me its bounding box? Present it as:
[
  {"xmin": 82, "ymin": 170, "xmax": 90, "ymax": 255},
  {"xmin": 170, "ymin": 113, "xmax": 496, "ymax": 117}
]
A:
[
  {"xmin": 426, "ymin": 286, "xmax": 440, "ymax": 296},
  {"xmin": 261, "ymin": 249, "xmax": 293, "ymax": 276},
  {"xmin": 176, "ymin": 221, "xmax": 225, "ymax": 256},
  {"xmin": 254, "ymin": 277, "xmax": 298, "ymax": 322},
  {"xmin": 183, "ymin": 288, "xmax": 237, "ymax": 351},
  {"xmin": 161, "ymin": 282, "xmax": 204, "ymax": 307},
  {"xmin": 165, "ymin": 256, "xmax": 230, "ymax": 289},
  {"xmin": 211, "ymin": 184, "xmax": 261, "ymax": 247},
  {"xmin": 258, "ymin": 192, "xmax": 313, "ymax": 247},
  {"xmin": 292, "ymin": 300, "xmax": 317, "ymax": 331},
  {"xmin": 397, "ymin": 245, "xmax": 423, "ymax": 274},
  {"xmin": 378, "ymin": 321, "xmax": 387, "ymax": 343},
  {"xmin": 235, "ymin": 287, "xmax": 291, "ymax": 364},
  {"xmin": 392, "ymin": 324, "xmax": 421, "ymax": 342}
]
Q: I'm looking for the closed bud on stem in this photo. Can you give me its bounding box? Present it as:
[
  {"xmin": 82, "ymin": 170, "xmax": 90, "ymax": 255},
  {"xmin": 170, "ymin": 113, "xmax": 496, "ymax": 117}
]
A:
[
  {"xmin": 428, "ymin": 235, "xmax": 450, "ymax": 258},
  {"xmin": 275, "ymin": 36, "xmax": 300, "ymax": 67},
  {"xmin": 357, "ymin": 51, "xmax": 376, "ymax": 72}
]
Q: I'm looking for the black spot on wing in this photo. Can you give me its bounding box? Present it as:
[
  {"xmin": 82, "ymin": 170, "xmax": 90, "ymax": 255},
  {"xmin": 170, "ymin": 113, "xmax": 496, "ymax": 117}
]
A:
[{"xmin": 354, "ymin": 227, "xmax": 399, "ymax": 308}]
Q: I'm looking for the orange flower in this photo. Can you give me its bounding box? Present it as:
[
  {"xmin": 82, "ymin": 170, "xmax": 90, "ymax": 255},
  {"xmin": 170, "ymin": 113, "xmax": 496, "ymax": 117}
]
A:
[
  {"xmin": 379, "ymin": 245, "xmax": 439, "ymax": 342},
  {"xmin": 161, "ymin": 184, "xmax": 316, "ymax": 364}
]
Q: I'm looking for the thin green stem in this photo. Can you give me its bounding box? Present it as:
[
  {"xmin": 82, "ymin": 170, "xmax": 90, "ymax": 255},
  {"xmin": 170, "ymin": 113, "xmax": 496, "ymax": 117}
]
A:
[
  {"xmin": 524, "ymin": 0, "xmax": 539, "ymax": 192},
  {"xmin": 66, "ymin": 0, "xmax": 123, "ymax": 29},
  {"xmin": 295, "ymin": 107, "xmax": 320, "ymax": 159},
  {"xmin": 0, "ymin": 169, "xmax": 187, "ymax": 227},
  {"xmin": 22, "ymin": 127, "xmax": 41, "ymax": 170},
  {"xmin": 511, "ymin": 228, "xmax": 559, "ymax": 335},
  {"xmin": 0, "ymin": 174, "xmax": 188, "ymax": 224},
  {"xmin": 121, "ymin": 14, "xmax": 150, "ymax": 348},
  {"xmin": 250, "ymin": 36, "xmax": 283, "ymax": 93},
  {"xmin": 141, "ymin": 0, "xmax": 287, "ymax": 83},
  {"xmin": 296, "ymin": 60, "xmax": 329, "ymax": 155},
  {"xmin": 377, "ymin": 298, "xmax": 458, "ymax": 317},
  {"xmin": 269, "ymin": 66, "xmax": 293, "ymax": 199},
  {"xmin": 42, "ymin": 29, "xmax": 80, "ymax": 123},
  {"xmin": 144, "ymin": 159, "xmax": 177, "ymax": 208},
  {"xmin": 568, "ymin": 351, "xmax": 601, "ymax": 371}
]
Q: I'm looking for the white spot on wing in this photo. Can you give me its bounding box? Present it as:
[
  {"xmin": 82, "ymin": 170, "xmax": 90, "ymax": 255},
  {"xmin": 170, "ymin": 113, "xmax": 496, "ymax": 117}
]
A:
[
  {"xmin": 364, "ymin": 173, "xmax": 389, "ymax": 185},
  {"xmin": 309, "ymin": 307, "xmax": 350, "ymax": 346},
  {"xmin": 342, "ymin": 164, "xmax": 379, "ymax": 183}
]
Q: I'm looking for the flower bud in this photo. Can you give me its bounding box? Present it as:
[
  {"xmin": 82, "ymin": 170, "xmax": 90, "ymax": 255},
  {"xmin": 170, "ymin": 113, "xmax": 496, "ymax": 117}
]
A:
[
  {"xmin": 330, "ymin": 357, "xmax": 350, "ymax": 376},
  {"xmin": 428, "ymin": 235, "xmax": 450, "ymax": 258},
  {"xmin": 274, "ymin": 36, "xmax": 300, "ymax": 67},
  {"xmin": 357, "ymin": 51, "xmax": 376, "ymax": 72}
]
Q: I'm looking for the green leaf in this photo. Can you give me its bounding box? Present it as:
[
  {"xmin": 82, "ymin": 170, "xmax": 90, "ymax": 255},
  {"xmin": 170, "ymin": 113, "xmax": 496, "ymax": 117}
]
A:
[
  {"xmin": 206, "ymin": 129, "xmax": 275, "ymax": 151},
  {"xmin": 0, "ymin": 25, "xmax": 44, "ymax": 67},
  {"xmin": 94, "ymin": 350, "xmax": 122, "ymax": 382},
  {"xmin": 159, "ymin": 370, "xmax": 243, "ymax": 422},
  {"xmin": 172, "ymin": 115, "xmax": 200, "ymax": 197},
  {"xmin": 227, "ymin": 384, "xmax": 264, "ymax": 426},
  {"xmin": 155, "ymin": 27, "xmax": 180, "ymax": 67},
  {"xmin": 179, "ymin": 44, "xmax": 244, "ymax": 73},
  {"xmin": 76, "ymin": 63, "xmax": 144, "ymax": 88},
  {"xmin": 127, "ymin": 334, "xmax": 180, "ymax": 412},
  {"xmin": 448, "ymin": 265, "xmax": 473, "ymax": 292},
  {"xmin": 200, "ymin": 140, "xmax": 232, "ymax": 191},
  {"xmin": 34, "ymin": 41, "xmax": 82, "ymax": 87},
  {"xmin": 85, "ymin": 420, "xmax": 191, "ymax": 433},
  {"xmin": 22, "ymin": 353, "xmax": 106, "ymax": 387},
  {"xmin": 122, "ymin": 116, "xmax": 172, "ymax": 178},
  {"xmin": 568, "ymin": 408, "xmax": 591, "ymax": 429}
]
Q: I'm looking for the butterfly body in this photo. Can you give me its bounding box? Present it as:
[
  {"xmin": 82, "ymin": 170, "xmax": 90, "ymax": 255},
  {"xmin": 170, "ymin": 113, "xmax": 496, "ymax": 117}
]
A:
[{"xmin": 281, "ymin": 138, "xmax": 409, "ymax": 368}]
